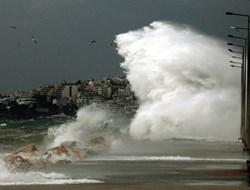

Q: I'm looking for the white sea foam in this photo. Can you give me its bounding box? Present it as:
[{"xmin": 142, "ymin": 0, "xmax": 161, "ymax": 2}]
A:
[
  {"xmin": 116, "ymin": 21, "xmax": 240, "ymax": 141},
  {"xmin": 0, "ymin": 178, "xmax": 103, "ymax": 186},
  {"xmin": 0, "ymin": 159, "xmax": 103, "ymax": 185},
  {"xmin": 87, "ymin": 156, "xmax": 246, "ymax": 162},
  {"xmin": 0, "ymin": 123, "xmax": 7, "ymax": 127},
  {"xmin": 87, "ymin": 155, "xmax": 192, "ymax": 161}
]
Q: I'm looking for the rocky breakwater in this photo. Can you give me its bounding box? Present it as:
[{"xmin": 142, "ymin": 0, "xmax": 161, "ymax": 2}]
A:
[{"xmin": 3, "ymin": 136, "xmax": 109, "ymax": 173}]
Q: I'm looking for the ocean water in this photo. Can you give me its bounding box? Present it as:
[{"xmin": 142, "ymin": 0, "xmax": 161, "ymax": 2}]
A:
[{"xmin": 0, "ymin": 118, "xmax": 248, "ymax": 186}]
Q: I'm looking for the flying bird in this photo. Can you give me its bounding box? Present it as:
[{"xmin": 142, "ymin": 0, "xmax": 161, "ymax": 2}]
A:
[{"xmin": 31, "ymin": 35, "xmax": 38, "ymax": 44}]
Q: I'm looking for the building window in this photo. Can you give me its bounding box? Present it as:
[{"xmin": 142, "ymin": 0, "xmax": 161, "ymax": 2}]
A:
[{"xmin": 69, "ymin": 86, "xmax": 72, "ymax": 97}]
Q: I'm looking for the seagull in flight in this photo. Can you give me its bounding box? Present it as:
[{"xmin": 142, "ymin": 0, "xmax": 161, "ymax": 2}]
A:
[{"xmin": 31, "ymin": 35, "xmax": 38, "ymax": 44}]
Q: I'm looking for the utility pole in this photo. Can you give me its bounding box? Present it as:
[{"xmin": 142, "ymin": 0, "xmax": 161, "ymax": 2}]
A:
[{"xmin": 226, "ymin": 11, "xmax": 250, "ymax": 180}]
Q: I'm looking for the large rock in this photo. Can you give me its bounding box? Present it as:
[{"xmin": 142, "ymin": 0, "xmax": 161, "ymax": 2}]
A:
[
  {"xmin": 12, "ymin": 144, "xmax": 38, "ymax": 156},
  {"xmin": 87, "ymin": 136, "xmax": 110, "ymax": 152},
  {"xmin": 88, "ymin": 136, "xmax": 107, "ymax": 146},
  {"xmin": 60, "ymin": 141, "xmax": 78, "ymax": 149},
  {"xmin": 44, "ymin": 141, "xmax": 85, "ymax": 162},
  {"xmin": 29, "ymin": 158, "xmax": 47, "ymax": 171},
  {"xmin": 5, "ymin": 155, "xmax": 31, "ymax": 173},
  {"xmin": 47, "ymin": 145, "xmax": 70, "ymax": 156},
  {"xmin": 73, "ymin": 148, "xmax": 97, "ymax": 159},
  {"xmin": 4, "ymin": 136, "xmax": 110, "ymax": 172}
]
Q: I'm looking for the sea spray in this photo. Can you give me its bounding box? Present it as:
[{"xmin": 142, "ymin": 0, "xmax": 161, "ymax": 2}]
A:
[
  {"xmin": 116, "ymin": 21, "xmax": 240, "ymax": 141},
  {"xmin": 47, "ymin": 104, "xmax": 130, "ymax": 148}
]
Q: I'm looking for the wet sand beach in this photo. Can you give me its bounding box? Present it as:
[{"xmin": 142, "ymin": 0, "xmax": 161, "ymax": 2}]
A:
[
  {"xmin": 0, "ymin": 167, "xmax": 249, "ymax": 190},
  {"xmin": 0, "ymin": 184, "xmax": 249, "ymax": 190}
]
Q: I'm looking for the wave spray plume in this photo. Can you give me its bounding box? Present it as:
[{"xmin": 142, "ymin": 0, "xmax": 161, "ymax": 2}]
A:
[
  {"xmin": 47, "ymin": 104, "xmax": 129, "ymax": 148},
  {"xmin": 116, "ymin": 21, "xmax": 240, "ymax": 141}
]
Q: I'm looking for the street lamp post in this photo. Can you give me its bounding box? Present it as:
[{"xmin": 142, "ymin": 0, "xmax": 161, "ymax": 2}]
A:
[
  {"xmin": 230, "ymin": 26, "xmax": 248, "ymax": 31},
  {"xmin": 226, "ymin": 12, "xmax": 250, "ymax": 152},
  {"xmin": 226, "ymin": 11, "xmax": 250, "ymax": 179},
  {"xmin": 228, "ymin": 43, "xmax": 245, "ymax": 142}
]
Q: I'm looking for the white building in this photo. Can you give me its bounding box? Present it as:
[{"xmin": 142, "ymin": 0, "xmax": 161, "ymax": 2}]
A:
[{"xmin": 16, "ymin": 98, "xmax": 37, "ymax": 105}]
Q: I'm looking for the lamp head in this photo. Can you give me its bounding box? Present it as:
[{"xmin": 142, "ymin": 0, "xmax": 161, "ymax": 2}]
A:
[
  {"xmin": 231, "ymin": 56, "xmax": 241, "ymax": 59},
  {"xmin": 230, "ymin": 27, "xmax": 240, "ymax": 31}
]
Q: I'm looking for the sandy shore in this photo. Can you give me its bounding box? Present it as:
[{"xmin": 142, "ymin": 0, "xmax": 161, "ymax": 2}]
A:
[
  {"xmin": 0, "ymin": 167, "xmax": 248, "ymax": 190},
  {"xmin": 0, "ymin": 184, "xmax": 249, "ymax": 190}
]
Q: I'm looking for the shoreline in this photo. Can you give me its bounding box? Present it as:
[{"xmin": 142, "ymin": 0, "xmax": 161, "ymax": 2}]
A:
[
  {"xmin": 0, "ymin": 184, "xmax": 249, "ymax": 190},
  {"xmin": 0, "ymin": 167, "xmax": 248, "ymax": 189}
]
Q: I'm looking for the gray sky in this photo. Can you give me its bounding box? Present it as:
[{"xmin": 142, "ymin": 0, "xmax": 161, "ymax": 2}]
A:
[{"xmin": 0, "ymin": 0, "xmax": 249, "ymax": 94}]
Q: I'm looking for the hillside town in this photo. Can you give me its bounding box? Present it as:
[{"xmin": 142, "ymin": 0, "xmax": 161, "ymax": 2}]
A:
[{"xmin": 0, "ymin": 76, "xmax": 139, "ymax": 119}]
